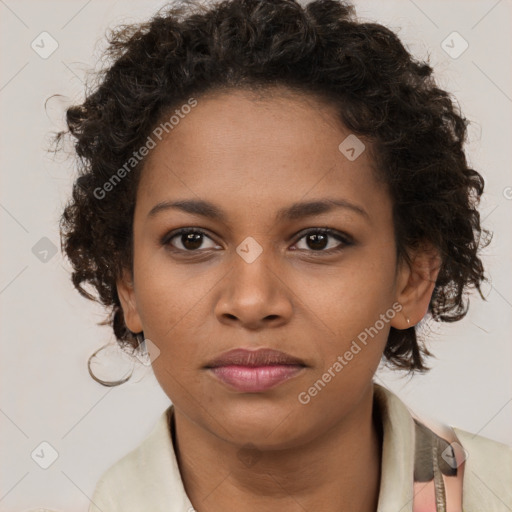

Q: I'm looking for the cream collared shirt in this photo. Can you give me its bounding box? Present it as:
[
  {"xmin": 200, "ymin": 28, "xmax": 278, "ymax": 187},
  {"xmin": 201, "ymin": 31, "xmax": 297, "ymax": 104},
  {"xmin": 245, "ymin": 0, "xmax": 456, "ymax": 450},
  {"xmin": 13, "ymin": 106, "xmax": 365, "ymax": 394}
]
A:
[{"xmin": 88, "ymin": 384, "xmax": 512, "ymax": 511}]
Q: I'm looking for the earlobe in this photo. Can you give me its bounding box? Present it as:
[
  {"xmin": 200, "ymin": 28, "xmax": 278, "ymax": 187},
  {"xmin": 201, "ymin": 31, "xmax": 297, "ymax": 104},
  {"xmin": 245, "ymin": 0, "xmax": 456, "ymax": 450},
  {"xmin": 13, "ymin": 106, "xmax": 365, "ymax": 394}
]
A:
[
  {"xmin": 116, "ymin": 268, "xmax": 143, "ymax": 333},
  {"xmin": 391, "ymin": 246, "xmax": 441, "ymax": 330}
]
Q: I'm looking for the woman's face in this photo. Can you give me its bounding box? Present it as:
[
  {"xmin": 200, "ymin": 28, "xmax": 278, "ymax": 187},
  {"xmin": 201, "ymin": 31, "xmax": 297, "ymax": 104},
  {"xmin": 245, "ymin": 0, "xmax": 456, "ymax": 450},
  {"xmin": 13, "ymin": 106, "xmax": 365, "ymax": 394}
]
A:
[{"xmin": 118, "ymin": 88, "xmax": 412, "ymax": 449}]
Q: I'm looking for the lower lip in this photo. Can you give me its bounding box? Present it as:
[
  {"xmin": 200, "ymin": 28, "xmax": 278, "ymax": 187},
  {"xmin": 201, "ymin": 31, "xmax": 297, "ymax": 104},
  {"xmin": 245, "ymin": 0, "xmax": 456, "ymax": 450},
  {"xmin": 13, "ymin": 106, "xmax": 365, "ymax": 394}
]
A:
[{"xmin": 209, "ymin": 365, "xmax": 304, "ymax": 392}]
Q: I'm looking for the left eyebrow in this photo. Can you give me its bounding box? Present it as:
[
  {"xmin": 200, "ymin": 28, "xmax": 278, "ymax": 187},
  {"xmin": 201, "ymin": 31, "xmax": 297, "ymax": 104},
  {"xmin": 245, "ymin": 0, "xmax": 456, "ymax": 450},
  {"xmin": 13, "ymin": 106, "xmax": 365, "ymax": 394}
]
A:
[
  {"xmin": 275, "ymin": 198, "xmax": 369, "ymax": 222},
  {"xmin": 147, "ymin": 198, "xmax": 369, "ymax": 222}
]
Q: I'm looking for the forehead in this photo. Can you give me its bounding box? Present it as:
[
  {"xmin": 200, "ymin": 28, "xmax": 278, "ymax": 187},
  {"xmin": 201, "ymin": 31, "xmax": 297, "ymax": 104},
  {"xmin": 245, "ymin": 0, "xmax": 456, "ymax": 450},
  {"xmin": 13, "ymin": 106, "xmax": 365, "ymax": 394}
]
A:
[
  {"xmin": 148, "ymin": 88, "xmax": 347, "ymax": 161},
  {"xmin": 136, "ymin": 87, "xmax": 387, "ymax": 223}
]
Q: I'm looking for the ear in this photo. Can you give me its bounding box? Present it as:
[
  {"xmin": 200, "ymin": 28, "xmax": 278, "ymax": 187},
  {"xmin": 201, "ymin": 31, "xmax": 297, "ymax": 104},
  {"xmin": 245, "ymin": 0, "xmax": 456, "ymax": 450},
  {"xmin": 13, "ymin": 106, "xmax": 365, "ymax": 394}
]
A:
[
  {"xmin": 116, "ymin": 267, "xmax": 143, "ymax": 333},
  {"xmin": 391, "ymin": 244, "xmax": 442, "ymax": 330}
]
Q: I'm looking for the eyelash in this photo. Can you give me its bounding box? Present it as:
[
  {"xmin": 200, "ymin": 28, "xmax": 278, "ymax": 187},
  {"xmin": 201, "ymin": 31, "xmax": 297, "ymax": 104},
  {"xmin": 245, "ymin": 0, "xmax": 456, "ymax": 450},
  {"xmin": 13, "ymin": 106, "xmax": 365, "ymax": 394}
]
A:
[{"xmin": 161, "ymin": 227, "xmax": 353, "ymax": 256}]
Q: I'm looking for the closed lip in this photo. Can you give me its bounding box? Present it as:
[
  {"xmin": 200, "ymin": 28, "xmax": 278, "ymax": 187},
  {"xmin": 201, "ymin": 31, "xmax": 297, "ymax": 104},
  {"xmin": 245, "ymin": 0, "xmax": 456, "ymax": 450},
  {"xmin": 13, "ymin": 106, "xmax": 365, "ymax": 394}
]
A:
[{"xmin": 204, "ymin": 348, "xmax": 306, "ymax": 368}]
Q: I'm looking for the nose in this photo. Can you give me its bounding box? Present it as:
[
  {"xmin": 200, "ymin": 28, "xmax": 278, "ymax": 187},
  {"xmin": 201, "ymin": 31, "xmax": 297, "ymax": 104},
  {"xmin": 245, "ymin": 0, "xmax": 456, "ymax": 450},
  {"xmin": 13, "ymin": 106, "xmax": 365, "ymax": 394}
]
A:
[{"xmin": 214, "ymin": 249, "xmax": 293, "ymax": 330}]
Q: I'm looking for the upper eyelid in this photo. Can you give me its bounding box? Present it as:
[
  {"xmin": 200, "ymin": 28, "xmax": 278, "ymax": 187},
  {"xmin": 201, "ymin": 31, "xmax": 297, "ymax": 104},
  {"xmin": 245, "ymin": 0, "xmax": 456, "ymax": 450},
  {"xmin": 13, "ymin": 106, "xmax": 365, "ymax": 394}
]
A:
[{"xmin": 294, "ymin": 227, "xmax": 351, "ymax": 241}]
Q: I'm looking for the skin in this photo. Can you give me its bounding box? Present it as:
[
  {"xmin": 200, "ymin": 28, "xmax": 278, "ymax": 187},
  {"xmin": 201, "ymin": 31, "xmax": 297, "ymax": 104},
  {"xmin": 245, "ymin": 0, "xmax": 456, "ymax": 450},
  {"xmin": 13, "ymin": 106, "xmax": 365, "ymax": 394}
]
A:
[{"xmin": 117, "ymin": 87, "xmax": 440, "ymax": 512}]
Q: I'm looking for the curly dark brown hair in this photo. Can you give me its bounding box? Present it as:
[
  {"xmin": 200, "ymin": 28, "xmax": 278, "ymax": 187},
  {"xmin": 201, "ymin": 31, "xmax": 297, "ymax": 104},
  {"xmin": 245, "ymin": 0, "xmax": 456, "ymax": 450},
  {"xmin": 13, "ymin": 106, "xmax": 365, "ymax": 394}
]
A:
[{"xmin": 56, "ymin": 0, "xmax": 490, "ymax": 374}]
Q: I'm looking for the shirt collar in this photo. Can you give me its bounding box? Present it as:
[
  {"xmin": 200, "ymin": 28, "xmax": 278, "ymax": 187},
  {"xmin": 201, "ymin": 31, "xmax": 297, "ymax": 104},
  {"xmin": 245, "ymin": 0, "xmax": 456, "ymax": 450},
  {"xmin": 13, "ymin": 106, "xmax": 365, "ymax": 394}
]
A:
[{"xmin": 374, "ymin": 382, "xmax": 415, "ymax": 512}]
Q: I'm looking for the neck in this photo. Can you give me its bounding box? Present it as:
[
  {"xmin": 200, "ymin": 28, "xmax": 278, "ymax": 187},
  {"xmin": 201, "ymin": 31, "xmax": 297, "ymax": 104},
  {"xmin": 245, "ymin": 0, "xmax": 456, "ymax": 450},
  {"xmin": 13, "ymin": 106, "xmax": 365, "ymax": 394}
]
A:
[{"xmin": 172, "ymin": 384, "xmax": 382, "ymax": 512}]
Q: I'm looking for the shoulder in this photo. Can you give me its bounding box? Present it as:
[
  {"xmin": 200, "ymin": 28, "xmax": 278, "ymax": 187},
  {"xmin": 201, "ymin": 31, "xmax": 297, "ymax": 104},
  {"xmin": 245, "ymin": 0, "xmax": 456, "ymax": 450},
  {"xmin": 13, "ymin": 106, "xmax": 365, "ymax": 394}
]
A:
[
  {"xmin": 453, "ymin": 427, "xmax": 512, "ymax": 511},
  {"xmin": 88, "ymin": 407, "xmax": 192, "ymax": 512},
  {"xmin": 374, "ymin": 383, "xmax": 512, "ymax": 510}
]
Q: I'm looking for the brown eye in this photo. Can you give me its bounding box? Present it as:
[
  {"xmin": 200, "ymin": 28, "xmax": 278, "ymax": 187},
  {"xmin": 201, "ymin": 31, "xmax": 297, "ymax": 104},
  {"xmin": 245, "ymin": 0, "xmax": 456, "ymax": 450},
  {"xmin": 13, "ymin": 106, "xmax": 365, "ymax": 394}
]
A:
[
  {"xmin": 293, "ymin": 228, "xmax": 352, "ymax": 253},
  {"xmin": 163, "ymin": 228, "xmax": 219, "ymax": 252}
]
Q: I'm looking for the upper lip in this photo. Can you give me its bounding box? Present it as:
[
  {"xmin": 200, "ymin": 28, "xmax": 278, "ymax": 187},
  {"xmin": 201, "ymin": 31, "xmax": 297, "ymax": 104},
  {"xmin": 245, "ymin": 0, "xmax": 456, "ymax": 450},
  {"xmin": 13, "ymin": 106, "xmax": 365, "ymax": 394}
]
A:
[{"xmin": 205, "ymin": 348, "xmax": 306, "ymax": 368}]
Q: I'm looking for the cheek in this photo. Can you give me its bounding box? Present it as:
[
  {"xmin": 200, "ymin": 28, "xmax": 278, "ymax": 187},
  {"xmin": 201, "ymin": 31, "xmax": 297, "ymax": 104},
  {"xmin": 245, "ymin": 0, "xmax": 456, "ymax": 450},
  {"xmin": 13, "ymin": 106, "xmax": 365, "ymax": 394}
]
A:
[
  {"xmin": 133, "ymin": 250, "xmax": 212, "ymax": 334},
  {"xmin": 308, "ymin": 255, "xmax": 398, "ymax": 381},
  {"xmin": 312, "ymin": 256, "xmax": 397, "ymax": 335}
]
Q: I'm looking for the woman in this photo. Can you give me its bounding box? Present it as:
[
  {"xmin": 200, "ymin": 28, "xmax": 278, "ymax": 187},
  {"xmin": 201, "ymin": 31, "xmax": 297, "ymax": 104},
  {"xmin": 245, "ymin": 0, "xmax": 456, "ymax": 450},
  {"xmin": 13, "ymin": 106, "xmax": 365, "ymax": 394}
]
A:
[{"xmin": 56, "ymin": 0, "xmax": 511, "ymax": 510}]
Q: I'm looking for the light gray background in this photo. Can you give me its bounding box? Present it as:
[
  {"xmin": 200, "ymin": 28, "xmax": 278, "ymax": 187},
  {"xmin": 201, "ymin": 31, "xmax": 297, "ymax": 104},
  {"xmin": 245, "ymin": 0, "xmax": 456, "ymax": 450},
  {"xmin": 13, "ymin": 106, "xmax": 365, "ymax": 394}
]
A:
[{"xmin": 1, "ymin": 0, "xmax": 511, "ymax": 510}]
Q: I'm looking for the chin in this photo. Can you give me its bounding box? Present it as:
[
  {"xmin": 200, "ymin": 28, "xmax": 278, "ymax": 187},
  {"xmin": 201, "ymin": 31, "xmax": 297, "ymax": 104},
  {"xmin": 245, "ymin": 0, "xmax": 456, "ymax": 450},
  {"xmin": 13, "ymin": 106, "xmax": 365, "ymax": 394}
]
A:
[{"xmin": 208, "ymin": 401, "xmax": 315, "ymax": 449}]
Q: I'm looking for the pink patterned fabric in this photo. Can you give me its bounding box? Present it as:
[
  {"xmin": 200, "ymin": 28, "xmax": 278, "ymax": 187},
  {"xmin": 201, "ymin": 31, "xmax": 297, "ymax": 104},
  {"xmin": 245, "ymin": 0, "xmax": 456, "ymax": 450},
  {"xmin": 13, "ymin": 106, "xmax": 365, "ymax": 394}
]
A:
[{"xmin": 412, "ymin": 419, "xmax": 466, "ymax": 512}]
